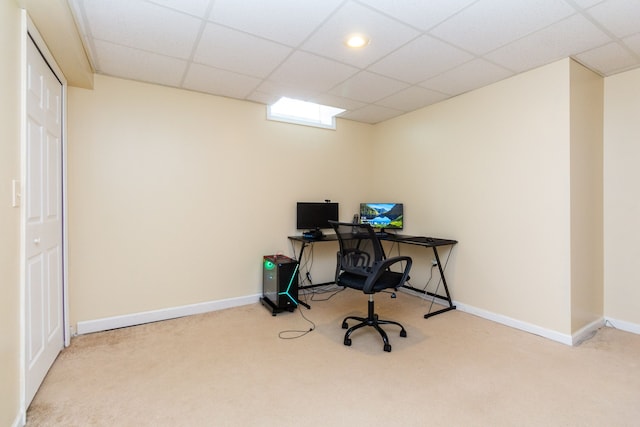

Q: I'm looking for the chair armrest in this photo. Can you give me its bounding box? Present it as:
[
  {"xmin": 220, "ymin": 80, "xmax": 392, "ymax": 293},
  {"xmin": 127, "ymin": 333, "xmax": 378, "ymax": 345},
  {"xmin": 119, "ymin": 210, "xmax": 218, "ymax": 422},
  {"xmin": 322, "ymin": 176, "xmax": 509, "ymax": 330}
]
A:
[
  {"xmin": 379, "ymin": 255, "xmax": 412, "ymax": 271},
  {"xmin": 363, "ymin": 256, "xmax": 412, "ymax": 293}
]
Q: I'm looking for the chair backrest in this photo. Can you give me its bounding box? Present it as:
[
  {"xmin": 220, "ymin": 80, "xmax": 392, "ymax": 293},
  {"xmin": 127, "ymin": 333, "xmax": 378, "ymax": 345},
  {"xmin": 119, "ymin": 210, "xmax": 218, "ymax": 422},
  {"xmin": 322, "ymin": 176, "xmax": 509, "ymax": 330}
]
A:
[{"xmin": 329, "ymin": 221, "xmax": 386, "ymax": 276}]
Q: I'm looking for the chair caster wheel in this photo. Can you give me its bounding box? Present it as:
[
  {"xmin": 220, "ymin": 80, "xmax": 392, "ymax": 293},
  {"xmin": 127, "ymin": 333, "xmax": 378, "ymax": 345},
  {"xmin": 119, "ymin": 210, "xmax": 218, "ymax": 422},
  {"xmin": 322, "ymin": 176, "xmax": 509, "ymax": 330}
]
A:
[
  {"xmin": 400, "ymin": 330, "xmax": 407, "ymax": 338},
  {"xmin": 384, "ymin": 344, "xmax": 392, "ymax": 352},
  {"xmin": 344, "ymin": 338, "xmax": 352, "ymax": 346},
  {"xmin": 342, "ymin": 321, "xmax": 348, "ymax": 329}
]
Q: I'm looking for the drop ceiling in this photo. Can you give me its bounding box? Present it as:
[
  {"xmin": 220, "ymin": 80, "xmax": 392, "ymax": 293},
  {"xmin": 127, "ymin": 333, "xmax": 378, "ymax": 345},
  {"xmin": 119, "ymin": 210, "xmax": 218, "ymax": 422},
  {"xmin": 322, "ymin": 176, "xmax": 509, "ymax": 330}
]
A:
[{"xmin": 67, "ymin": 0, "xmax": 640, "ymax": 124}]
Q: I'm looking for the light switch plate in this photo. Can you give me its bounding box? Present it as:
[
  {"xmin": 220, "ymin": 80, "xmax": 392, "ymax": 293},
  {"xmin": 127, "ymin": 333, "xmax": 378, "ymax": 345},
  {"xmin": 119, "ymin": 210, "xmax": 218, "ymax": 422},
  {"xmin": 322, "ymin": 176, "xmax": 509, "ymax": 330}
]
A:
[{"xmin": 12, "ymin": 179, "xmax": 20, "ymax": 207}]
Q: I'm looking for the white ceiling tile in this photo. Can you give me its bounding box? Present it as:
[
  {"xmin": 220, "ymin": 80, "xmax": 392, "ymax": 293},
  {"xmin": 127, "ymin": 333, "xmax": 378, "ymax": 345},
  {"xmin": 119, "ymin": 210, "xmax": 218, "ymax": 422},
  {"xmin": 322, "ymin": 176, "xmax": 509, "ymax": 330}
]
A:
[
  {"xmin": 147, "ymin": 0, "xmax": 212, "ymax": 18},
  {"xmin": 209, "ymin": 0, "xmax": 344, "ymax": 46},
  {"xmin": 571, "ymin": 0, "xmax": 606, "ymax": 8},
  {"xmin": 485, "ymin": 14, "xmax": 611, "ymax": 73},
  {"xmin": 430, "ymin": 0, "xmax": 575, "ymax": 54},
  {"xmin": 358, "ymin": 0, "xmax": 477, "ymax": 31},
  {"xmin": 268, "ymin": 52, "xmax": 359, "ymax": 92},
  {"xmin": 194, "ymin": 24, "xmax": 291, "ymax": 78},
  {"xmin": 377, "ymin": 86, "xmax": 449, "ymax": 111},
  {"xmin": 369, "ymin": 35, "xmax": 474, "ymax": 84},
  {"xmin": 301, "ymin": 1, "xmax": 420, "ymax": 69},
  {"xmin": 245, "ymin": 91, "xmax": 282, "ymax": 106},
  {"xmin": 308, "ymin": 94, "xmax": 367, "ymax": 112},
  {"xmin": 624, "ymin": 33, "xmax": 640, "ymax": 55},
  {"xmin": 254, "ymin": 80, "xmax": 321, "ymax": 101},
  {"xmin": 586, "ymin": 0, "xmax": 640, "ymax": 38},
  {"xmin": 420, "ymin": 59, "xmax": 513, "ymax": 96},
  {"xmin": 329, "ymin": 71, "xmax": 410, "ymax": 103},
  {"xmin": 93, "ymin": 40, "xmax": 187, "ymax": 87},
  {"xmin": 339, "ymin": 104, "xmax": 405, "ymax": 124},
  {"xmin": 575, "ymin": 42, "xmax": 639, "ymax": 74},
  {"xmin": 83, "ymin": 0, "xmax": 202, "ymax": 59},
  {"xmin": 183, "ymin": 63, "xmax": 262, "ymax": 99}
]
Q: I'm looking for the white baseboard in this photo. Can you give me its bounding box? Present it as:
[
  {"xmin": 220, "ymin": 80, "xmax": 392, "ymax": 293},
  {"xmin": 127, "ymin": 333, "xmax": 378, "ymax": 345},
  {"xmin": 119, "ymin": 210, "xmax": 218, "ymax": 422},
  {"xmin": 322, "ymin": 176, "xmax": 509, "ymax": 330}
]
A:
[
  {"xmin": 11, "ymin": 411, "xmax": 24, "ymax": 427},
  {"xmin": 605, "ymin": 317, "xmax": 640, "ymax": 335},
  {"xmin": 76, "ymin": 294, "xmax": 261, "ymax": 335},
  {"xmin": 401, "ymin": 288, "xmax": 577, "ymax": 345},
  {"xmin": 74, "ymin": 291, "xmax": 640, "ymax": 345},
  {"xmin": 454, "ymin": 301, "xmax": 575, "ymax": 345},
  {"xmin": 455, "ymin": 302, "xmax": 640, "ymax": 345}
]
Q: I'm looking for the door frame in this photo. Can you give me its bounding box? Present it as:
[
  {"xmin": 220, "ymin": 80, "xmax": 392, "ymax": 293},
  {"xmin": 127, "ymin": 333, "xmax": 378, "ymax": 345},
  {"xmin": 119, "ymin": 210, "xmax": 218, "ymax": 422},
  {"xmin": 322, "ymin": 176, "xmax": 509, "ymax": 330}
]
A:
[{"xmin": 20, "ymin": 11, "xmax": 69, "ymax": 416}]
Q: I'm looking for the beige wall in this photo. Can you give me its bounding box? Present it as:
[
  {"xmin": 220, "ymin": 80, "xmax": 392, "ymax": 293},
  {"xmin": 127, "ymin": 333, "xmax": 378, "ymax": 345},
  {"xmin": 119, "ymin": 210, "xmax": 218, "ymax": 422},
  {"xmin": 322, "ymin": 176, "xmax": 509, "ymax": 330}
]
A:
[
  {"xmin": 569, "ymin": 60, "xmax": 604, "ymax": 332},
  {"xmin": 67, "ymin": 75, "xmax": 373, "ymax": 326},
  {"xmin": 373, "ymin": 59, "xmax": 575, "ymax": 334},
  {"xmin": 0, "ymin": 1, "xmax": 23, "ymax": 425},
  {"xmin": 604, "ymin": 67, "xmax": 640, "ymax": 327}
]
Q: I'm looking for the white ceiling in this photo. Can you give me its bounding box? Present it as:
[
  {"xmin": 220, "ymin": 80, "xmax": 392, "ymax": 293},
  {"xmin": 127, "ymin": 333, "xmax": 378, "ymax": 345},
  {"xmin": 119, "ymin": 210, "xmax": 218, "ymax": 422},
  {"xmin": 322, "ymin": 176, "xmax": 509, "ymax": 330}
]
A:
[{"xmin": 67, "ymin": 0, "xmax": 640, "ymax": 124}]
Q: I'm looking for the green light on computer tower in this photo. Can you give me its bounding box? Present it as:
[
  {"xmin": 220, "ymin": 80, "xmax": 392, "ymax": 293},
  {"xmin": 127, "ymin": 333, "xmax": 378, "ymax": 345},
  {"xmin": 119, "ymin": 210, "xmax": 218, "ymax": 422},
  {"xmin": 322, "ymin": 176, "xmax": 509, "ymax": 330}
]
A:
[{"xmin": 264, "ymin": 259, "xmax": 275, "ymax": 270}]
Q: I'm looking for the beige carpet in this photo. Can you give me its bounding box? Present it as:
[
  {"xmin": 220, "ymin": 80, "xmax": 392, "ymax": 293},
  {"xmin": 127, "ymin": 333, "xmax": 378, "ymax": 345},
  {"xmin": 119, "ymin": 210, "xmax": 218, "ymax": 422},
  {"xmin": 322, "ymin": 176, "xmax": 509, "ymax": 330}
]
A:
[{"xmin": 27, "ymin": 288, "xmax": 640, "ymax": 427}]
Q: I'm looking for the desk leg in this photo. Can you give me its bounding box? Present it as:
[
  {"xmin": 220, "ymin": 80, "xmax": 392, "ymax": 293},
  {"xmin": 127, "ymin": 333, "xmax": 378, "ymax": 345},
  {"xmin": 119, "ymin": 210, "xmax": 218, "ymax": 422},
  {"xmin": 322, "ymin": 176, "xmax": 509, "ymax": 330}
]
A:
[
  {"xmin": 402, "ymin": 246, "xmax": 456, "ymax": 318},
  {"xmin": 296, "ymin": 241, "xmax": 307, "ymax": 265},
  {"xmin": 295, "ymin": 241, "xmax": 337, "ymax": 293},
  {"xmin": 286, "ymin": 241, "xmax": 312, "ymax": 310},
  {"xmin": 424, "ymin": 247, "xmax": 456, "ymax": 318}
]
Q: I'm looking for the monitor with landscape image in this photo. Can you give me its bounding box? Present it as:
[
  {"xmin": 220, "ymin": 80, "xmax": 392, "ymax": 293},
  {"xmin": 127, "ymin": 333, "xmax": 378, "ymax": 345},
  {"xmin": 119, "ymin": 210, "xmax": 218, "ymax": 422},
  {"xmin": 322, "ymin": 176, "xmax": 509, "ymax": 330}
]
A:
[{"xmin": 359, "ymin": 203, "xmax": 403, "ymax": 232}]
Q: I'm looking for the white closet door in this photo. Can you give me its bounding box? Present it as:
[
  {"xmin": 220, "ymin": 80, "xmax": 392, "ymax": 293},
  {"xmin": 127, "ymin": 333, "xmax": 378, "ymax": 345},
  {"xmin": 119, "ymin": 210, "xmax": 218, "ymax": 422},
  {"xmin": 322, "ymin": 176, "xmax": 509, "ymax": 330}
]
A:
[{"xmin": 24, "ymin": 36, "xmax": 64, "ymax": 407}]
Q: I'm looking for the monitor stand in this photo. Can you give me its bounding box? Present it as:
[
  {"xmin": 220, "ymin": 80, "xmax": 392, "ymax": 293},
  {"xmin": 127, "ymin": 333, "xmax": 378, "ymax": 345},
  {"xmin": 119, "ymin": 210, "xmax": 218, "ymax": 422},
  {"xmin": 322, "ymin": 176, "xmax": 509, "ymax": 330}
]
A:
[{"xmin": 375, "ymin": 228, "xmax": 391, "ymax": 236}]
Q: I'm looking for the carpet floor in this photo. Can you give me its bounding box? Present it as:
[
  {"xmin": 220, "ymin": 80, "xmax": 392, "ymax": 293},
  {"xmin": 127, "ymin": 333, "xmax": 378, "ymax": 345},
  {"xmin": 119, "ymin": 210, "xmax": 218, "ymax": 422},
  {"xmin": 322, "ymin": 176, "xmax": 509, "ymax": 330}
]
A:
[{"xmin": 27, "ymin": 287, "xmax": 640, "ymax": 426}]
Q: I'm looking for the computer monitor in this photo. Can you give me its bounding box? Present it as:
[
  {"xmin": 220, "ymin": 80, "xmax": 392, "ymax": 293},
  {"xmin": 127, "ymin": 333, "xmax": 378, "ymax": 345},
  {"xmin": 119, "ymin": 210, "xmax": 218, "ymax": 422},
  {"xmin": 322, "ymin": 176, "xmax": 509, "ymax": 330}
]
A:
[
  {"xmin": 296, "ymin": 202, "xmax": 339, "ymax": 234},
  {"xmin": 359, "ymin": 203, "xmax": 403, "ymax": 232}
]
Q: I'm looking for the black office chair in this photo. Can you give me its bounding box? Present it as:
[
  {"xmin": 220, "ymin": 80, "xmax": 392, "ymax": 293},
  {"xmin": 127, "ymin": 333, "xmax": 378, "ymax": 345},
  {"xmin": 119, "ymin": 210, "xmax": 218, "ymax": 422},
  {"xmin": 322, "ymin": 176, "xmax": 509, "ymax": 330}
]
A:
[{"xmin": 329, "ymin": 221, "xmax": 412, "ymax": 352}]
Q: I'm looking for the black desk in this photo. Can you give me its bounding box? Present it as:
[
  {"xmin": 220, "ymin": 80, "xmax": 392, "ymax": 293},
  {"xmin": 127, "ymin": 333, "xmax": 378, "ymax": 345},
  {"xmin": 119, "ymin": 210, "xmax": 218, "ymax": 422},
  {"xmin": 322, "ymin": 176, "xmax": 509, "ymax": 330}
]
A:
[{"xmin": 287, "ymin": 233, "xmax": 458, "ymax": 319}]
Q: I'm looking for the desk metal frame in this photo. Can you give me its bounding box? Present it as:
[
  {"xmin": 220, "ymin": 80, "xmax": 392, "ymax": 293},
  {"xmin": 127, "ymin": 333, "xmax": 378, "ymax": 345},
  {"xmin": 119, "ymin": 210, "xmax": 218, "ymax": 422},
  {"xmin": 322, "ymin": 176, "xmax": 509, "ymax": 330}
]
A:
[{"xmin": 288, "ymin": 234, "xmax": 458, "ymax": 319}]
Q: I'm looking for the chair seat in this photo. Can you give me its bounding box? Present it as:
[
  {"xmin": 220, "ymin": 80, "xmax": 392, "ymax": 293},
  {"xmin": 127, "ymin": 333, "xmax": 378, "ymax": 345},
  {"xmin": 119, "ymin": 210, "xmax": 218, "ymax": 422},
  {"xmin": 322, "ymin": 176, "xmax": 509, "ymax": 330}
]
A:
[{"xmin": 338, "ymin": 270, "xmax": 405, "ymax": 293}]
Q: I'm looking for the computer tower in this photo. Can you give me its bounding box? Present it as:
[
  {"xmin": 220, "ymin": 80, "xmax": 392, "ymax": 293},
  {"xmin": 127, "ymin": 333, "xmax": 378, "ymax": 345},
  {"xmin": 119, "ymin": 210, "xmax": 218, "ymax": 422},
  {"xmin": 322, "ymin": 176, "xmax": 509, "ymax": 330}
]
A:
[{"xmin": 261, "ymin": 255, "xmax": 299, "ymax": 315}]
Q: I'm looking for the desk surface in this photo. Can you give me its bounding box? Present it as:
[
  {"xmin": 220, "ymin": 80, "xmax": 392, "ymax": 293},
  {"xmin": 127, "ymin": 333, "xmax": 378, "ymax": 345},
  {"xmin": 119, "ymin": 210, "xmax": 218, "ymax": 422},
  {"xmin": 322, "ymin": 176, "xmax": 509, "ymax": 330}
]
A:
[{"xmin": 288, "ymin": 233, "xmax": 457, "ymax": 247}]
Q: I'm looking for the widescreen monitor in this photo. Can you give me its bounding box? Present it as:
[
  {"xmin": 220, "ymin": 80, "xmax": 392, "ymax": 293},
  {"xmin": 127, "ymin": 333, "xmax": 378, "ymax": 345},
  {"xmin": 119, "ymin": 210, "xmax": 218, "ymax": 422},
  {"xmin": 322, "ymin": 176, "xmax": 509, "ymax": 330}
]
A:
[
  {"xmin": 296, "ymin": 202, "xmax": 339, "ymax": 232},
  {"xmin": 359, "ymin": 203, "xmax": 403, "ymax": 231}
]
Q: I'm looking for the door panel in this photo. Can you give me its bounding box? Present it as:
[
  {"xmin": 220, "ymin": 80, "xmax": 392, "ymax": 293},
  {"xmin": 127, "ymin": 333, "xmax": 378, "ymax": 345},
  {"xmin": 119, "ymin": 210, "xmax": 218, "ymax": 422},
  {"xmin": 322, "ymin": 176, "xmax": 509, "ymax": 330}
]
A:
[
  {"xmin": 26, "ymin": 256, "xmax": 44, "ymax": 366},
  {"xmin": 25, "ymin": 36, "xmax": 64, "ymax": 407}
]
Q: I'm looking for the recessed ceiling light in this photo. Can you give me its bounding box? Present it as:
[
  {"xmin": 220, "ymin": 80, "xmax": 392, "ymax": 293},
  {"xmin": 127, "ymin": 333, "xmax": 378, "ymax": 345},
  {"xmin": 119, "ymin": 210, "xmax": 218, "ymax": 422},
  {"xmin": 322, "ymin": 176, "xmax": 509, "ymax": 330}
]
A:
[{"xmin": 345, "ymin": 34, "xmax": 369, "ymax": 48}]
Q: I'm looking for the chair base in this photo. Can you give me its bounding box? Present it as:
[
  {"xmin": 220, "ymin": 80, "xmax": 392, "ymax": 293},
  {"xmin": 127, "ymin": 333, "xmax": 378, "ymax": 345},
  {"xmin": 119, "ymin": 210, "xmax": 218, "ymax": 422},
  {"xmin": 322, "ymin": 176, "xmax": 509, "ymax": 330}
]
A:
[{"xmin": 342, "ymin": 295, "xmax": 406, "ymax": 352}]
